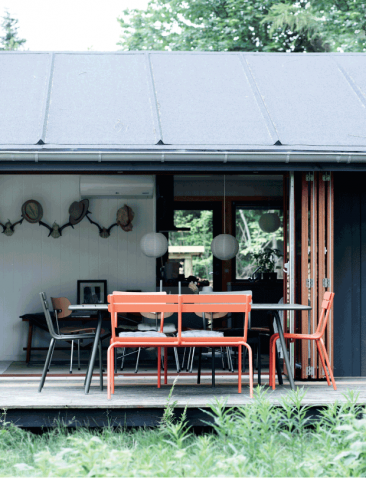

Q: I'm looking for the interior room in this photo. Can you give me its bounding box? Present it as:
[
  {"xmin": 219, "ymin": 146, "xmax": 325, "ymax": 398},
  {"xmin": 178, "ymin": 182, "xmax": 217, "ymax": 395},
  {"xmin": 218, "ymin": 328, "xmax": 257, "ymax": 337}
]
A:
[{"xmin": 0, "ymin": 172, "xmax": 284, "ymax": 380}]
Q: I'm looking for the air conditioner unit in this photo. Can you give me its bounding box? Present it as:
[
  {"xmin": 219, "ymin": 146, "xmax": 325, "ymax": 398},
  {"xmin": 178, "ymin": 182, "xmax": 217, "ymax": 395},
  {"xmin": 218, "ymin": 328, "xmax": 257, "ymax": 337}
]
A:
[{"xmin": 80, "ymin": 175, "xmax": 154, "ymax": 199}]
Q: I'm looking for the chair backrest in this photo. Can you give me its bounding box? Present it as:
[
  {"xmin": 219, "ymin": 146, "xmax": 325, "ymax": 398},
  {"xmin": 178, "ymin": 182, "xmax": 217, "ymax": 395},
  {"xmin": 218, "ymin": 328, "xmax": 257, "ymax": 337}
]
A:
[
  {"xmin": 316, "ymin": 291, "xmax": 335, "ymax": 336},
  {"xmin": 51, "ymin": 297, "xmax": 71, "ymax": 319},
  {"xmin": 180, "ymin": 294, "xmax": 252, "ymax": 341},
  {"xmin": 200, "ymin": 290, "xmax": 252, "ymax": 327},
  {"xmin": 39, "ymin": 292, "xmax": 59, "ymax": 339},
  {"xmin": 108, "ymin": 292, "xmax": 175, "ymax": 339}
]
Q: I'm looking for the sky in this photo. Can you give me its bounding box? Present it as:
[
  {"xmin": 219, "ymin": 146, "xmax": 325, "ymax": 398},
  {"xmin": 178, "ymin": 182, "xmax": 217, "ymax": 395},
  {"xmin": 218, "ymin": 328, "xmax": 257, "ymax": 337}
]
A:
[{"xmin": 0, "ymin": 0, "xmax": 149, "ymax": 51}]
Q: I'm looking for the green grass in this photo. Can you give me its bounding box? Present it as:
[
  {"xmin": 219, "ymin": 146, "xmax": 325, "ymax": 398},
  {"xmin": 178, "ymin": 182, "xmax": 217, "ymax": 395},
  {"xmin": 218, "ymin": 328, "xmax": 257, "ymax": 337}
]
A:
[{"xmin": 1, "ymin": 387, "xmax": 365, "ymax": 477}]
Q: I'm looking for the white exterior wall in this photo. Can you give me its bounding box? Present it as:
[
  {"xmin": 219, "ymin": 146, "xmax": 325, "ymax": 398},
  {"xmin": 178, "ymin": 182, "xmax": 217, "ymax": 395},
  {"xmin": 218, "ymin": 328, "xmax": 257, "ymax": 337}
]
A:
[{"xmin": 0, "ymin": 175, "xmax": 156, "ymax": 361}]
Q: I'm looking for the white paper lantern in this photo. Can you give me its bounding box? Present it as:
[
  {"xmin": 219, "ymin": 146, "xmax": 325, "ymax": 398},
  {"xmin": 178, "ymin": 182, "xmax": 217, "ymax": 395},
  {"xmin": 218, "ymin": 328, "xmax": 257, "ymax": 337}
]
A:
[
  {"xmin": 140, "ymin": 232, "xmax": 168, "ymax": 258},
  {"xmin": 258, "ymin": 213, "xmax": 281, "ymax": 233},
  {"xmin": 211, "ymin": 234, "xmax": 239, "ymax": 261}
]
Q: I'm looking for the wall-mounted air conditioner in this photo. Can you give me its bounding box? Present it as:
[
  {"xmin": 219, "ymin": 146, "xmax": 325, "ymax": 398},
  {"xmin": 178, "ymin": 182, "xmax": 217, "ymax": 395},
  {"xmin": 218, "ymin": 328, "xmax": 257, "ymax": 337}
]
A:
[{"xmin": 80, "ymin": 175, "xmax": 154, "ymax": 199}]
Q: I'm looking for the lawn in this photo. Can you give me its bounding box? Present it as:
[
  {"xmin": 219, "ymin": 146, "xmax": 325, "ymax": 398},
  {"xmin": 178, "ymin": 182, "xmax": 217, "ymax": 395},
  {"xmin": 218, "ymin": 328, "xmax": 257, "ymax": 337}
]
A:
[{"xmin": 0, "ymin": 387, "xmax": 365, "ymax": 477}]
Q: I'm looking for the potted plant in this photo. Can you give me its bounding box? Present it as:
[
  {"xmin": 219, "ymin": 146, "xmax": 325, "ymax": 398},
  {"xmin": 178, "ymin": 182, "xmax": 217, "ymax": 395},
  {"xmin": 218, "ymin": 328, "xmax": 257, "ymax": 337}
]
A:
[{"xmin": 250, "ymin": 248, "xmax": 282, "ymax": 281}]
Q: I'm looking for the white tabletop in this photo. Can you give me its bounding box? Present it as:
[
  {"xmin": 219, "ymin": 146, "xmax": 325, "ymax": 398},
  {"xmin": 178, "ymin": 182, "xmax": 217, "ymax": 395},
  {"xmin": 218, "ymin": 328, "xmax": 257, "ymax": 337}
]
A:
[
  {"xmin": 68, "ymin": 304, "xmax": 109, "ymax": 311},
  {"xmin": 252, "ymin": 303, "xmax": 311, "ymax": 311},
  {"xmin": 68, "ymin": 303, "xmax": 310, "ymax": 311}
]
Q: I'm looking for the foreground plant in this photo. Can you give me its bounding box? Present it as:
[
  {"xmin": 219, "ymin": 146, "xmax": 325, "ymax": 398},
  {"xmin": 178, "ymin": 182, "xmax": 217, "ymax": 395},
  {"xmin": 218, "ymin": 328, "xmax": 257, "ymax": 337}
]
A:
[{"xmin": 0, "ymin": 388, "xmax": 365, "ymax": 477}]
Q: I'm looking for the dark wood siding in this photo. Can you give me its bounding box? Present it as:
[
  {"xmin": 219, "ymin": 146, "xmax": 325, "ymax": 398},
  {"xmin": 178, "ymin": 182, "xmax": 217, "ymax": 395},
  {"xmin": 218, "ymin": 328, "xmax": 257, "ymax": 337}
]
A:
[{"xmin": 334, "ymin": 172, "xmax": 366, "ymax": 376}]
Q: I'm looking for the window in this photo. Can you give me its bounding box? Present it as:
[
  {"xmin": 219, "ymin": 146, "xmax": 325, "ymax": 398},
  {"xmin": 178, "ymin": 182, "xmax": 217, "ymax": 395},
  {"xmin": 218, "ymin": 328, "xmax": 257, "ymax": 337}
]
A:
[
  {"xmin": 235, "ymin": 206, "xmax": 284, "ymax": 280},
  {"xmin": 168, "ymin": 210, "xmax": 213, "ymax": 284}
]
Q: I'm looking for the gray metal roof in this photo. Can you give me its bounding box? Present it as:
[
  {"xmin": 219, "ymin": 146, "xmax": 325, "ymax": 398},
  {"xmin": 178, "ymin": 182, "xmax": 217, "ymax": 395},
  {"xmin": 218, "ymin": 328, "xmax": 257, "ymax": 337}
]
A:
[{"xmin": 1, "ymin": 51, "xmax": 366, "ymax": 163}]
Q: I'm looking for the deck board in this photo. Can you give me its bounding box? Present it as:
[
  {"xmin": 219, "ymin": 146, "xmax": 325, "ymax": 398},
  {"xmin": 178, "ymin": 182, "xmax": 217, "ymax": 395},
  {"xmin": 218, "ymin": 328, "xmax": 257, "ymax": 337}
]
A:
[{"xmin": 1, "ymin": 374, "xmax": 365, "ymax": 409}]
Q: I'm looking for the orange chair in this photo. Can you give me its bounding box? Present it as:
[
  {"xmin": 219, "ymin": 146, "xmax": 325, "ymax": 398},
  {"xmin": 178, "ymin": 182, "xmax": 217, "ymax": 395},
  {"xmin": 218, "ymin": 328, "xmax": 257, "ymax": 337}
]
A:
[
  {"xmin": 269, "ymin": 291, "xmax": 336, "ymax": 390},
  {"xmin": 107, "ymin": 293, "xmax": 180, "ymax": 399},
  {"xmin": 180, "ymin": 294, "xmax": 253, "ymax": 397},
  {"xmin": 107, "ymin": 293, "xmax": 252, "ymax": 399}
]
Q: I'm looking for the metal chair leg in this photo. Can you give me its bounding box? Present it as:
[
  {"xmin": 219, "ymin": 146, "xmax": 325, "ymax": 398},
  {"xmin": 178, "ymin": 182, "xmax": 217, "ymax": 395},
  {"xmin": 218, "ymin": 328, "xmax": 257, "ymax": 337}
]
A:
[
  {"xmin": 114, "ymin": 348, "xmax": 117, "ymax": 374},
  {"xmin": 135, "ymin": 348, "xmax": 141, "ymax": 373},
  {"xmin": 47, "ymin": 340, "xmax": 56, "ymax": 372},
  {"xmin": 189, "ymin": 347, "xmax": 195, "ymax": 373},
  {"xmin": 275, "ymin": 342, "xmax": 283, "ymax": 385},
  {"xmin": 120, "ymin": 348, "xmax": 126, "ymax": 370},
  {"xmin": 84, "ymin": 347, "xmax": 92, "ymax": 386},
  {"xmin": 257, "ymin": 336, "xmax": 261, "ymax": 386},
  {"xmin": 99, "ymin": 339, "xmax": 103, "ymax": 391},
  {"xmin": 220, "ymin": 347, "xmax": 225, "ymax": 370},
  {"xmin": 186, "ymin": 348, "xmax": 192, "ymax": 372},
  {"xmin": 226, "ymin": 347, "xmax": 234, "ymax": 372},
  {"xmin": 242, "ymin": 346, "xmax": 247, "ymax": 373},
  {"xmin": 69, "ymin": 340, "xmax": 74, "ymax": 374},
  {"xmin": 39, "ymin": 338, "xmax": 55, "ymax": 392},
  {"xmin": 181, "ymin": 348, "xmax": 186, "ymax": 369},
  {"xmin": 78, "ymin": 339, "xmax": 81, "ymax": 371},
  {"xmin": 174, "ymin": 347, "xmax": 180, "ymax": 373},
  {"xmin": 197, "ymin": 347, "xmax": 202, "ymax": 384},
  {"xmin": 212, "ymin": 347, "xmax": 215, "ymax": 387}
]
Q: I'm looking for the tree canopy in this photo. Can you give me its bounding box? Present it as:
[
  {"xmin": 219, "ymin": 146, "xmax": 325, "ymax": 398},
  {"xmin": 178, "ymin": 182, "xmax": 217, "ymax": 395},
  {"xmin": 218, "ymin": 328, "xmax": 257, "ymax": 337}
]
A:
[
  {"xmin": 0, "ymin": 10, "xmax": 26, "ymax": 51},
  {"xmin": 117, "ymin": 0, "xmax": 366, "ymax": 53}
]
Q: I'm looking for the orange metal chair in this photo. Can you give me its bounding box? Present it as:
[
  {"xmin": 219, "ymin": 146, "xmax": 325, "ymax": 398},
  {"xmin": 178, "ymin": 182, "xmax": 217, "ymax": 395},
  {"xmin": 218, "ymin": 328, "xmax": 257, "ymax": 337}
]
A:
[
  {"xmin": 107, "ymin": 293, "xmax": 180, "ymax": 399},
  {"xmin": 107, "ymin": 293, "xmax": 253, "ymax": 399},
  {"xmin": 269, "ymin": 291, "xmax": 336, "ymax": 390},
  {"xmin": 179, "ymin": 294, "xmax": 253, "ymax": 397}
]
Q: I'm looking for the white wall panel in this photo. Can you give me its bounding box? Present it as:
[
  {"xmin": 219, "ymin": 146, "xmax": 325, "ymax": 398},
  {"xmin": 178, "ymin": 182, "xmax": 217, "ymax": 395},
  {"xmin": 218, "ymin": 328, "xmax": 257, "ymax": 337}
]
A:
[{"xmin": 0, "ymin": 175, "xmax": 155, "ymax": 361}]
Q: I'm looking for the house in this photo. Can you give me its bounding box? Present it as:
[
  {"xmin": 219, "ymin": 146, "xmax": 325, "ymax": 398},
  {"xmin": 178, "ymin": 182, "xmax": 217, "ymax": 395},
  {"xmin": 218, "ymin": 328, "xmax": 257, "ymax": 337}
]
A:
[{"xmin": 0, "ymin": 50, "xmax": 365, "ymax": 382}]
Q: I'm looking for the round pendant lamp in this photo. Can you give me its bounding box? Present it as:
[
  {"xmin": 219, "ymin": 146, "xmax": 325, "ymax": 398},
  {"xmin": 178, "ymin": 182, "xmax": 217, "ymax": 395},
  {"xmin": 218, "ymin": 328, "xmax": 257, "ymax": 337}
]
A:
[
  {"xmin": 258, "ymin": 212, "xmax": 281, "ymax": 233},
  {"xmin": 140, "ymin": 186, "xmax": 168, "ymax": 258},
  {"xmin": 211, "ymin": 175, "xmax": 239, "ymax": 261},
  {"xmin": 211, "ymin": 233, "xmax": 239, "ymax": 261},
  {"xmin": 140, "ymin": 232, "xmax": 168, "ymax": 258}
]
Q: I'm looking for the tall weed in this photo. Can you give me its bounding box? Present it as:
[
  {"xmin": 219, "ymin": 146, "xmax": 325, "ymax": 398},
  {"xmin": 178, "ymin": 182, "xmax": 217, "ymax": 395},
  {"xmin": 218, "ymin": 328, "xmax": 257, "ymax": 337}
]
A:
[{"xmin": 0, "ymin": 388, "xmax": 364, "ymax": 477}]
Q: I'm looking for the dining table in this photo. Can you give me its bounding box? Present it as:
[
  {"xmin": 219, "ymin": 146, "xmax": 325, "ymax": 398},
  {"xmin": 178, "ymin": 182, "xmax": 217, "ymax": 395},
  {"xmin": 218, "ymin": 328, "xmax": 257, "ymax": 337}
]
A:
[
  {"xmin": 69, "ymin": 299, "xmax": 311, "ymax": 393},
  {"xmin": 251, "ymin": 303, "xmax": 312, "ymax": 390},
  {"xmin": 68, "ymin": 303, "xmax": 108, "ymax": 394}
]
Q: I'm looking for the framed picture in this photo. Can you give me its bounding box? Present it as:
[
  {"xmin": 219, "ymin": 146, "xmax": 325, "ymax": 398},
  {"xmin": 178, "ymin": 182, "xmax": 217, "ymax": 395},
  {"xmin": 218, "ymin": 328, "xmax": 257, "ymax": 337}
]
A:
[{"xmin": 77, "ymin": 280, "xmax": 107, "ymax": 304}]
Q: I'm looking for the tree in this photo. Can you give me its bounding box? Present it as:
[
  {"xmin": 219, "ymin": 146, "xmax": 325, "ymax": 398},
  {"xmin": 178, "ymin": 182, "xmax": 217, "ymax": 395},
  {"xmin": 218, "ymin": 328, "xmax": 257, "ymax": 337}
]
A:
[
  {"xmin": 117, "ymin": 0, "xmax": 366, "ymax": 53},
  {"xmin": 0, "ymin": 10, "xmax": 26, "ymax": 51}
]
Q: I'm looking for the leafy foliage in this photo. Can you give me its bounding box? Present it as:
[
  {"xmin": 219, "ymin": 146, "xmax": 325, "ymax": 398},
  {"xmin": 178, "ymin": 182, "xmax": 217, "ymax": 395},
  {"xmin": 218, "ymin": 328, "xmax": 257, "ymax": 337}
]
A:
[
  {"xmin": 1, "ymin": 388, "xmax": 365, "ymax": 476},
  {"xmin": 0, "ymin": 11, "xmax": 26, "ymax": 51},
  {"xmin": 117, "ymin": 0, "xmax": 366, "ymax": 52},
  {"xmin": 236, "ymin": 208, "xmax": 283, "ymax": 279},
  {"xmin": 169, "ymin": 210, "xmax": 213, "ymax": 280},
  {"xmin": 251, "ymin": 247, "xmax": 283, "ymax": 273}
]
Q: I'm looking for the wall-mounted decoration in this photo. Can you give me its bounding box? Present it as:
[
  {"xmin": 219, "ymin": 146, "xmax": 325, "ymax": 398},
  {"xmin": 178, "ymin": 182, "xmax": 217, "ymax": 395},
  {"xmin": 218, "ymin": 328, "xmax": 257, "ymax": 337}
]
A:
[
  {"xmin": 1, "ymin": 199, "xmax": 135, "ymax": 239},
  {"xmin": 117, "ymin": 205, "xmax": 134, "ymax": 232},
  {"xmin": 0, "ymin": 218, "xmax": 24, "ymax": 236},
  {"xmin": 69, "ymin": 200, "xmax": 90, "ymax": 225},
  {"xmin": 86, "ymin": 216, "xmax": 118, "ymax": 239},
  {"xmin": 22, "ymin": 200, "xmax": 43, "ymax": 223},
  {"xmin": 86, "ymin": 204, "xmax": 135, "ymax": 239},
  {"xmin": 38, "ymin": 221, "xmax": 72, "ymax": 238}
]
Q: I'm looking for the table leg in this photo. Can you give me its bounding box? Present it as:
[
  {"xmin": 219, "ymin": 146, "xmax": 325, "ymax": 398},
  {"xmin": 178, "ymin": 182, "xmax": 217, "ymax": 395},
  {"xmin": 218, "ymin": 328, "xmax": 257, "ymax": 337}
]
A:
[
  {"xmin": 273, "ymin": 311, "xmax": 295, "ymax": 390},
  {"xmin": 84, "ymin": 311, "xmax": 103, "ymax": 394},
  {"xmin": 26, "ymin": 323, "xmax": 33, "ymax": 364}
]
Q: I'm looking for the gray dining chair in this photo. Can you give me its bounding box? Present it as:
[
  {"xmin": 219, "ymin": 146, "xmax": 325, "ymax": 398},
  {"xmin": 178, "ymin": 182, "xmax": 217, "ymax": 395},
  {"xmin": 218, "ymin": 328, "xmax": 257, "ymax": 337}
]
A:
[{"xmin": 38, "ymin": 292, "xmax": 103, "ymax": 392}]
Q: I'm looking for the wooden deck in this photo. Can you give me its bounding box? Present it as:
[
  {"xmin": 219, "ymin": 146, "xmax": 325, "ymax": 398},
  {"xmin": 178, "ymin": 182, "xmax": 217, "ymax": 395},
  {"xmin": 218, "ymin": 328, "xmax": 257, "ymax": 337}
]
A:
[{"xmin": 1, "ymin": 362, "xmax": 365, "ymax": 427}]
